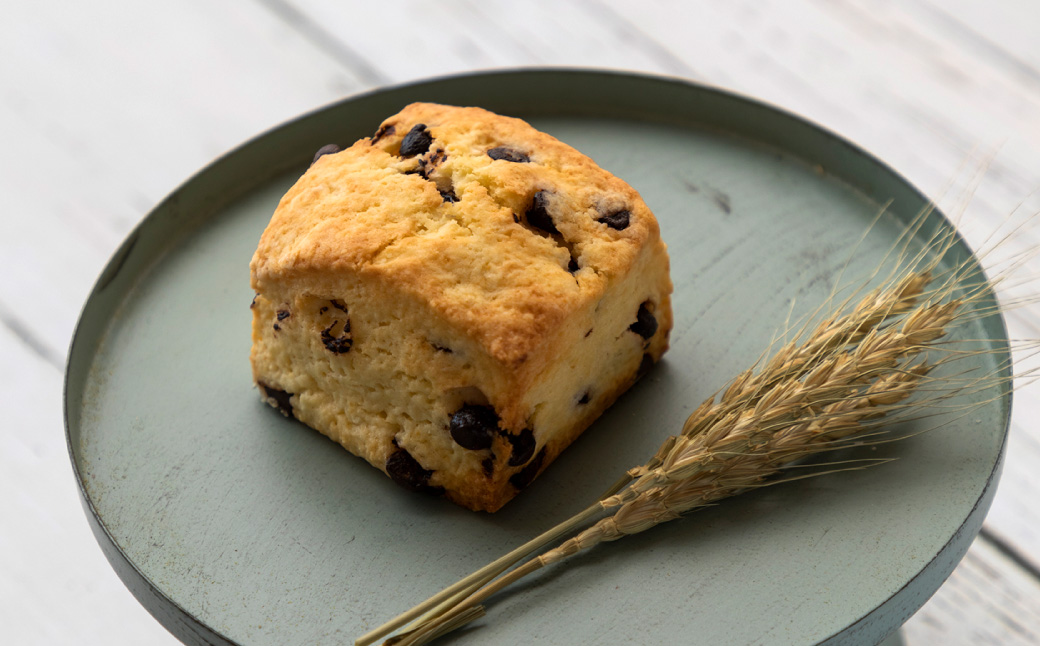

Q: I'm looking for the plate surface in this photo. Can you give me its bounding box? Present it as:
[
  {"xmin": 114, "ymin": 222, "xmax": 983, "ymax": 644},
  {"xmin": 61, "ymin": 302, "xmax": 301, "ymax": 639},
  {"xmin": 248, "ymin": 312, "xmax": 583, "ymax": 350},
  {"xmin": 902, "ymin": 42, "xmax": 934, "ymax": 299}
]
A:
[{"xmin": 65, "ymin": 70, "xmax": 1010, "ymax": 646}]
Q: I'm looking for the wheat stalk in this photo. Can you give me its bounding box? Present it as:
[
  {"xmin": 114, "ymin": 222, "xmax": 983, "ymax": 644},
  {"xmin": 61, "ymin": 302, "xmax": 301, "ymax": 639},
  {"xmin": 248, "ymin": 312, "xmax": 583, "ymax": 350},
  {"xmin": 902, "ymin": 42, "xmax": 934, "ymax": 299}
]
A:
[{"xmin": 357, "ymin": 214, "xmax": 1020, "ymax": 646}]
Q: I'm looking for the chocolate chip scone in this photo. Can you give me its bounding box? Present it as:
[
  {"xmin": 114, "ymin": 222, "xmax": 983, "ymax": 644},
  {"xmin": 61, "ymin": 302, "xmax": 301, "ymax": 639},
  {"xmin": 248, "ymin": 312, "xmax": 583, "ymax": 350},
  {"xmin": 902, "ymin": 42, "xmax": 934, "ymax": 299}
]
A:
[{"xmin": 250, "ymin": 103, "xmax": 672, "ymax": 512}]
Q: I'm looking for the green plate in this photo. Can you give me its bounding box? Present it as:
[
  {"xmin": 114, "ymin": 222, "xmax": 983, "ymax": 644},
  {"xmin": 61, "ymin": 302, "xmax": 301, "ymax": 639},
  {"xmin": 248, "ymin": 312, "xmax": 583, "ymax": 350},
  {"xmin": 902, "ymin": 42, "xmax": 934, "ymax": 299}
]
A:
[{"xmin": 65, "ymin": 70, "xmax": 1010, "ymax": 646}]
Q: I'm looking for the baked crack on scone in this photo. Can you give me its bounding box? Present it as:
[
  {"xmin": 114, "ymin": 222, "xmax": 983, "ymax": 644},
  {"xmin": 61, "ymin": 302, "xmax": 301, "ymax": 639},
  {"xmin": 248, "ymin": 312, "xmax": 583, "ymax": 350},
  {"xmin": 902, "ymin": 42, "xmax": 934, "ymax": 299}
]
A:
[{"xmin": 250, "ymin": 103, "xmax": 672, "ymax": 512}]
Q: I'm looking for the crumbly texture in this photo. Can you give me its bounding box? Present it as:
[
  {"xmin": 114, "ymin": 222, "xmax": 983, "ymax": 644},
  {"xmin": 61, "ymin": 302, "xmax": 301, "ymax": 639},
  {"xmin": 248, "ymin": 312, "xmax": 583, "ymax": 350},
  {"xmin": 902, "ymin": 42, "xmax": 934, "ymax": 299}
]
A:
[{"xmin": 250, "ymin": 103, "xmax": 672, "ymax": 512}]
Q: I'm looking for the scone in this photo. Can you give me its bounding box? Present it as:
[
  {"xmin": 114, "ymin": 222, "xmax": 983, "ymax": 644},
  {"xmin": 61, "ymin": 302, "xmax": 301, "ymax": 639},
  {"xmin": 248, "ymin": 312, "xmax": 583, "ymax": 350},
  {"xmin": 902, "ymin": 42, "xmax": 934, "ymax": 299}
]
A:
[{"xmin": 250, "ymin": 103, "xmax": 672, "ymax": 512}]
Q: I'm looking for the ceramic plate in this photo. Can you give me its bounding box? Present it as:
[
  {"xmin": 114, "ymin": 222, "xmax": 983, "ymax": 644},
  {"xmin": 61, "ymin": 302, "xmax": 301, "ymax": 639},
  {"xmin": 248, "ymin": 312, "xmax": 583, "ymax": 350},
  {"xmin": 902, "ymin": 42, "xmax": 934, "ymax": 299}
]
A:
[{"xmin": 65, "ymin": 70, "xmax": 1010, "ymax": 646}]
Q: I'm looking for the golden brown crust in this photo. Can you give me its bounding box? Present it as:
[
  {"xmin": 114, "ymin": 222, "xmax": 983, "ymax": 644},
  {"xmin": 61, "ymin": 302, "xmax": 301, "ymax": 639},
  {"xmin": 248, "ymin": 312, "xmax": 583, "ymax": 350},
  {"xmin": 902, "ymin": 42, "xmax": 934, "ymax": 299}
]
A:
[{"xmin": 252, "ymin": 103, "xmax": 658, "ymax": 372}]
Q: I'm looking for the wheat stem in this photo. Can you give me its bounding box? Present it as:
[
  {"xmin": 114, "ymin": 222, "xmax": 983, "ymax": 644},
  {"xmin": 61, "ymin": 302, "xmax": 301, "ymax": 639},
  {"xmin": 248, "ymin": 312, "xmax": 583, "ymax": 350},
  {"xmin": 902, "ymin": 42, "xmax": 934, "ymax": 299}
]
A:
[{"xmin": 355, "ymin": 500, "xmax": 608, "ymax": 646}]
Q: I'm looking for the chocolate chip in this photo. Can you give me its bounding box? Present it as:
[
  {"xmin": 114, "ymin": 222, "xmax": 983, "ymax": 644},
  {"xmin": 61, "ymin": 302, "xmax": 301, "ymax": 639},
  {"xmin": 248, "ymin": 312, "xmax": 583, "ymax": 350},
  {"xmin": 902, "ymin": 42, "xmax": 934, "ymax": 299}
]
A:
[
  {"xmin": 439, "ymin": 187, "xmax": 459, "ymax": 203},
  {"xmin": 584, "ymin": 328, "xmax": 593, "ymax": 338},
  {"xmin": 509, "ymin": 447, "xmax": 546, "ymax": 490},
  {"xmin": 577, "ymin": 391, "xmax": 591, "ymax": 405},
  {"xmin": 637, "ymin": 353, "xmax": 655, "ymax": 379},
  {"xmin": 385, "ymin": 448, "xmax": 436, "ymax": 492},
  {"xmin": 421, "ymin": 148, "xmax": 447, "ymax": 171},
  {"xmin": 312, "ymin": 144, "xmax": 341, "ymax": 164},
  {"xmin": 482, "ymin": 455, "xmax": 496, "ymax": 476},
  {"xmin": 525, "ymin": 191, "xmax": 559, "ymax": 234},
  {"xmin": 330, "ymin": 299, "xmax": 348, "ymax": 313},
  {"xmin": 487, "ymin": 146, "xmax": 530, "ymax": 163},
  {"xmin": 449, "ymin": 405, "xmax": 499, "ymax": 450},
  {"xmin": 273, "ymin": 310, "xmax": 289, "ymax": 331},
  {"xmin": 629, "ymin": 302, "xmax": 658, "ymax": 340},
  {"xmin": 321, "ymin": 320, "xmax": 353, "ymax": 354},
  {"xmin": 258, "ymin": 382, "xmax": 294, "ymax": 418},
  {"xmin": 506, "ymin": 428, "xmax": 536, "ymax": 467},
  {"xmin": 400, "ymin": 124, "xmax": 433, "ymax": 157},
  {"xmin": 319, "ymin": 306, "xmax": 328, "ymax": 314},
  {"xmin": 598, "ymin": 209, "xmax": 631, "ymax": 230},
  {"xmin": 371, "ymin": 123, "xmax": 395, "ymax": 143}
]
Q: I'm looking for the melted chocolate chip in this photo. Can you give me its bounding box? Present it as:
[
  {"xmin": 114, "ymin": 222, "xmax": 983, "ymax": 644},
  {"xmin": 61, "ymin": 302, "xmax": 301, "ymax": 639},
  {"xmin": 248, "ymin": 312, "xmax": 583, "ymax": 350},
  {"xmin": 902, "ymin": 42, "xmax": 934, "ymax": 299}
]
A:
[
  {"xmin": 482, "ymin": 455, "xmax": 496, "ymax": 476},
  {"xmin": 629, "ymin": 302, "xmax": 658, "ymax": 340},
  {"xmin": 637, "ymin": 353, "xmax": 655, "ymax": 379},
  {"xmin": 312, "ymin": 144, "xmax": 341, "ymax": 164},
  {"xmin": 506, "ymin": 428, "xmax": 536, "ymax": 467},
  {"xmin": 371, "ymin": 123, "xmax": 395, "ymax": 144},
  {"xmin": 509, "ymin": 447, "xmax": 547, "ymax": 490},
  {"xmin": 525, "ymin": 191, "xmax": 559, "ymax": 234},
  {"xmin": 272, "ymin": 323, "xmax": 281, "ymax": 331},
  {"xmin": 577, "ymin": 391, "xmax": 591, "ymax": 405},
  {"xmin": 330, "ymin": 300, "xmax": 348, "ymax": 313},
  {"xmin": 385, "ymin": 449, "xmax": 436, "ymax": 492},
  {"xmin": 449, "ymin": 405, "xmax": 499, "ymax": 450},
  {"xmin": 439, "ymin": 187, "xmax": 459, "ymax": 203},
  {"xmin": 400, "ymin": 124, "xmax": 433, "ymax": 157},
  {"xmin": 431, "ymin": 342, "xmax": 453, "ymax": 353},
  {"xmin": 584, "ymin": 328, "xmax": 593, "ymax": 338},
  {"xmin": 421, "ymin": 148, "xmax": 447, "ymax": 172},
  {"xmin": 487, "ymin": 146, "xmax": 530, "ymax": 163},
  {"xmin": 598, "ymin": 209, "xmax": 631, "ymax": 230},
  {"xmin": 258, "ymin": 382, "xmax": 294, "ymax": 418},
  {"xmin": 319, "ymin": 306, "xmax": 328, "ymax": 314},
  {"xmin": 321, "ymin": 320, "xmax": 353, "ymax": 354}
]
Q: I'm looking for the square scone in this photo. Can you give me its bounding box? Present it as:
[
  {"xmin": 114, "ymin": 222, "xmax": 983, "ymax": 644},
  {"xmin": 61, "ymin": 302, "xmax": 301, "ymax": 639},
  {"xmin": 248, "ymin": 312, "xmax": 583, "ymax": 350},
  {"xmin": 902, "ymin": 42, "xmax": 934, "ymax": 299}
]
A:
[{"xmin": 250, "ymin": 103, "xmax": 672, "ymax": 512}]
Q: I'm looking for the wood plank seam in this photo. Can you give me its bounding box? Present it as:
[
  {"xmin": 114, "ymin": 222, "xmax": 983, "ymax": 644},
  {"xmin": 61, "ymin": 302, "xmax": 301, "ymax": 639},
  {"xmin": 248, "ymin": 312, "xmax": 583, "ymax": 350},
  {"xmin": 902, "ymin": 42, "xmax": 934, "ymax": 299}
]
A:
[
  {"xmin": 0, "ymin": 301, "xmax": 64, "ymax": 370},
  {"xmin": 909, "ymin": 0, "xmax": 1040, "ymax": 90},
  {"xmin": 574, "ymin": 0, "xmax": 701, "ymax": 78},
  {"xmin": 251, "ymin": 0, "xmax": 390, "ymax": 87},
  {"xmin": 979, "ymin": 526, "xmax": 1040, "ymax": 583}
]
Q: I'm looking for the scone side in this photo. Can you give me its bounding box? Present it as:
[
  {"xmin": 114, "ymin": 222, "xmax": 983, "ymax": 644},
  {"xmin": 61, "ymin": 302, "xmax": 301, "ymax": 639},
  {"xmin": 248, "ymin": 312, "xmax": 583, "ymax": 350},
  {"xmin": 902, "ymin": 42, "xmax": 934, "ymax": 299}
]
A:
[
  {"xmin": 513, "ymin": 231, "xmax": 673, "ymax": 495},
  {"xmin": 250, "ymin": 236, "xmax": 670, "ymax": 513},
  {"xmin": 250, "ymin": 274, "xmax": 535, "ymax": 512}
]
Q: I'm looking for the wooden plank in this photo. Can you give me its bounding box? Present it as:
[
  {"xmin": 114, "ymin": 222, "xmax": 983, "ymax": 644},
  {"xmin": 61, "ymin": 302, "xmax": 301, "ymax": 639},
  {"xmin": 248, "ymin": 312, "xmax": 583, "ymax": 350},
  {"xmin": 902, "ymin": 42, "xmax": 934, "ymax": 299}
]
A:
[
  {"xmin": 908, "ymin": 0, "xmax": 1040, "ymax": 73},
  {"xmin": 0, "ymin": 0, "xmax": 368, "ymax": 354},
  {"xmin": 597, "ymin": 0, "xmax": 1040, "ymax": 199},
  {"xmin": 288, "ymin": 0, "xmax": 697, "ymax": 82}
]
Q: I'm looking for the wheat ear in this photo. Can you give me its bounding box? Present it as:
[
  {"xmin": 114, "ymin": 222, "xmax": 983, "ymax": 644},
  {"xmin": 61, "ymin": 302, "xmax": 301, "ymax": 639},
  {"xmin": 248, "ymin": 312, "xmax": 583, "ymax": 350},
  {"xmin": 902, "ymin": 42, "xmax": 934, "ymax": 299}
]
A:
[{"xmin": 357, "ymin": 258, "xmax": 978, "ymax": 646}]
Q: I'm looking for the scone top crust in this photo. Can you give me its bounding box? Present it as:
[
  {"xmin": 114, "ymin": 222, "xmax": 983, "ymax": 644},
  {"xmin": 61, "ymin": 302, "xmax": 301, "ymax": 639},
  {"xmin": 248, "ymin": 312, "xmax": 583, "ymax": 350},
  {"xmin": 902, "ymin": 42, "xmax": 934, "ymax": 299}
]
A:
[{"xmin": 251, "ymin": 103, "xmax": 663, "ymax": 373}]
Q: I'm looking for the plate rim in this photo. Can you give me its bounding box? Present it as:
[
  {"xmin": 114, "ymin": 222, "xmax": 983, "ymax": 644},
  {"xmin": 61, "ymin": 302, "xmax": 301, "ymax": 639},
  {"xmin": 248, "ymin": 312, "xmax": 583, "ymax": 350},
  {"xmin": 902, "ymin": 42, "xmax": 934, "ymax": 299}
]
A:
[{"xmin": 63, "ymin": 67, "xmax": 1013, "ymax": 646}]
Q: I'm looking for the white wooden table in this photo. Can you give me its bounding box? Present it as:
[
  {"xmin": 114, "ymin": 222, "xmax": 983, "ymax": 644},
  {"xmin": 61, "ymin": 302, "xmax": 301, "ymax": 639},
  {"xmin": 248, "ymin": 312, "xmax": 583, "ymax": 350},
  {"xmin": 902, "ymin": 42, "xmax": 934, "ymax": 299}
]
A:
[{"xmin": 4, "ymin": 1, "xmax": 1040, "ymax": 643}]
